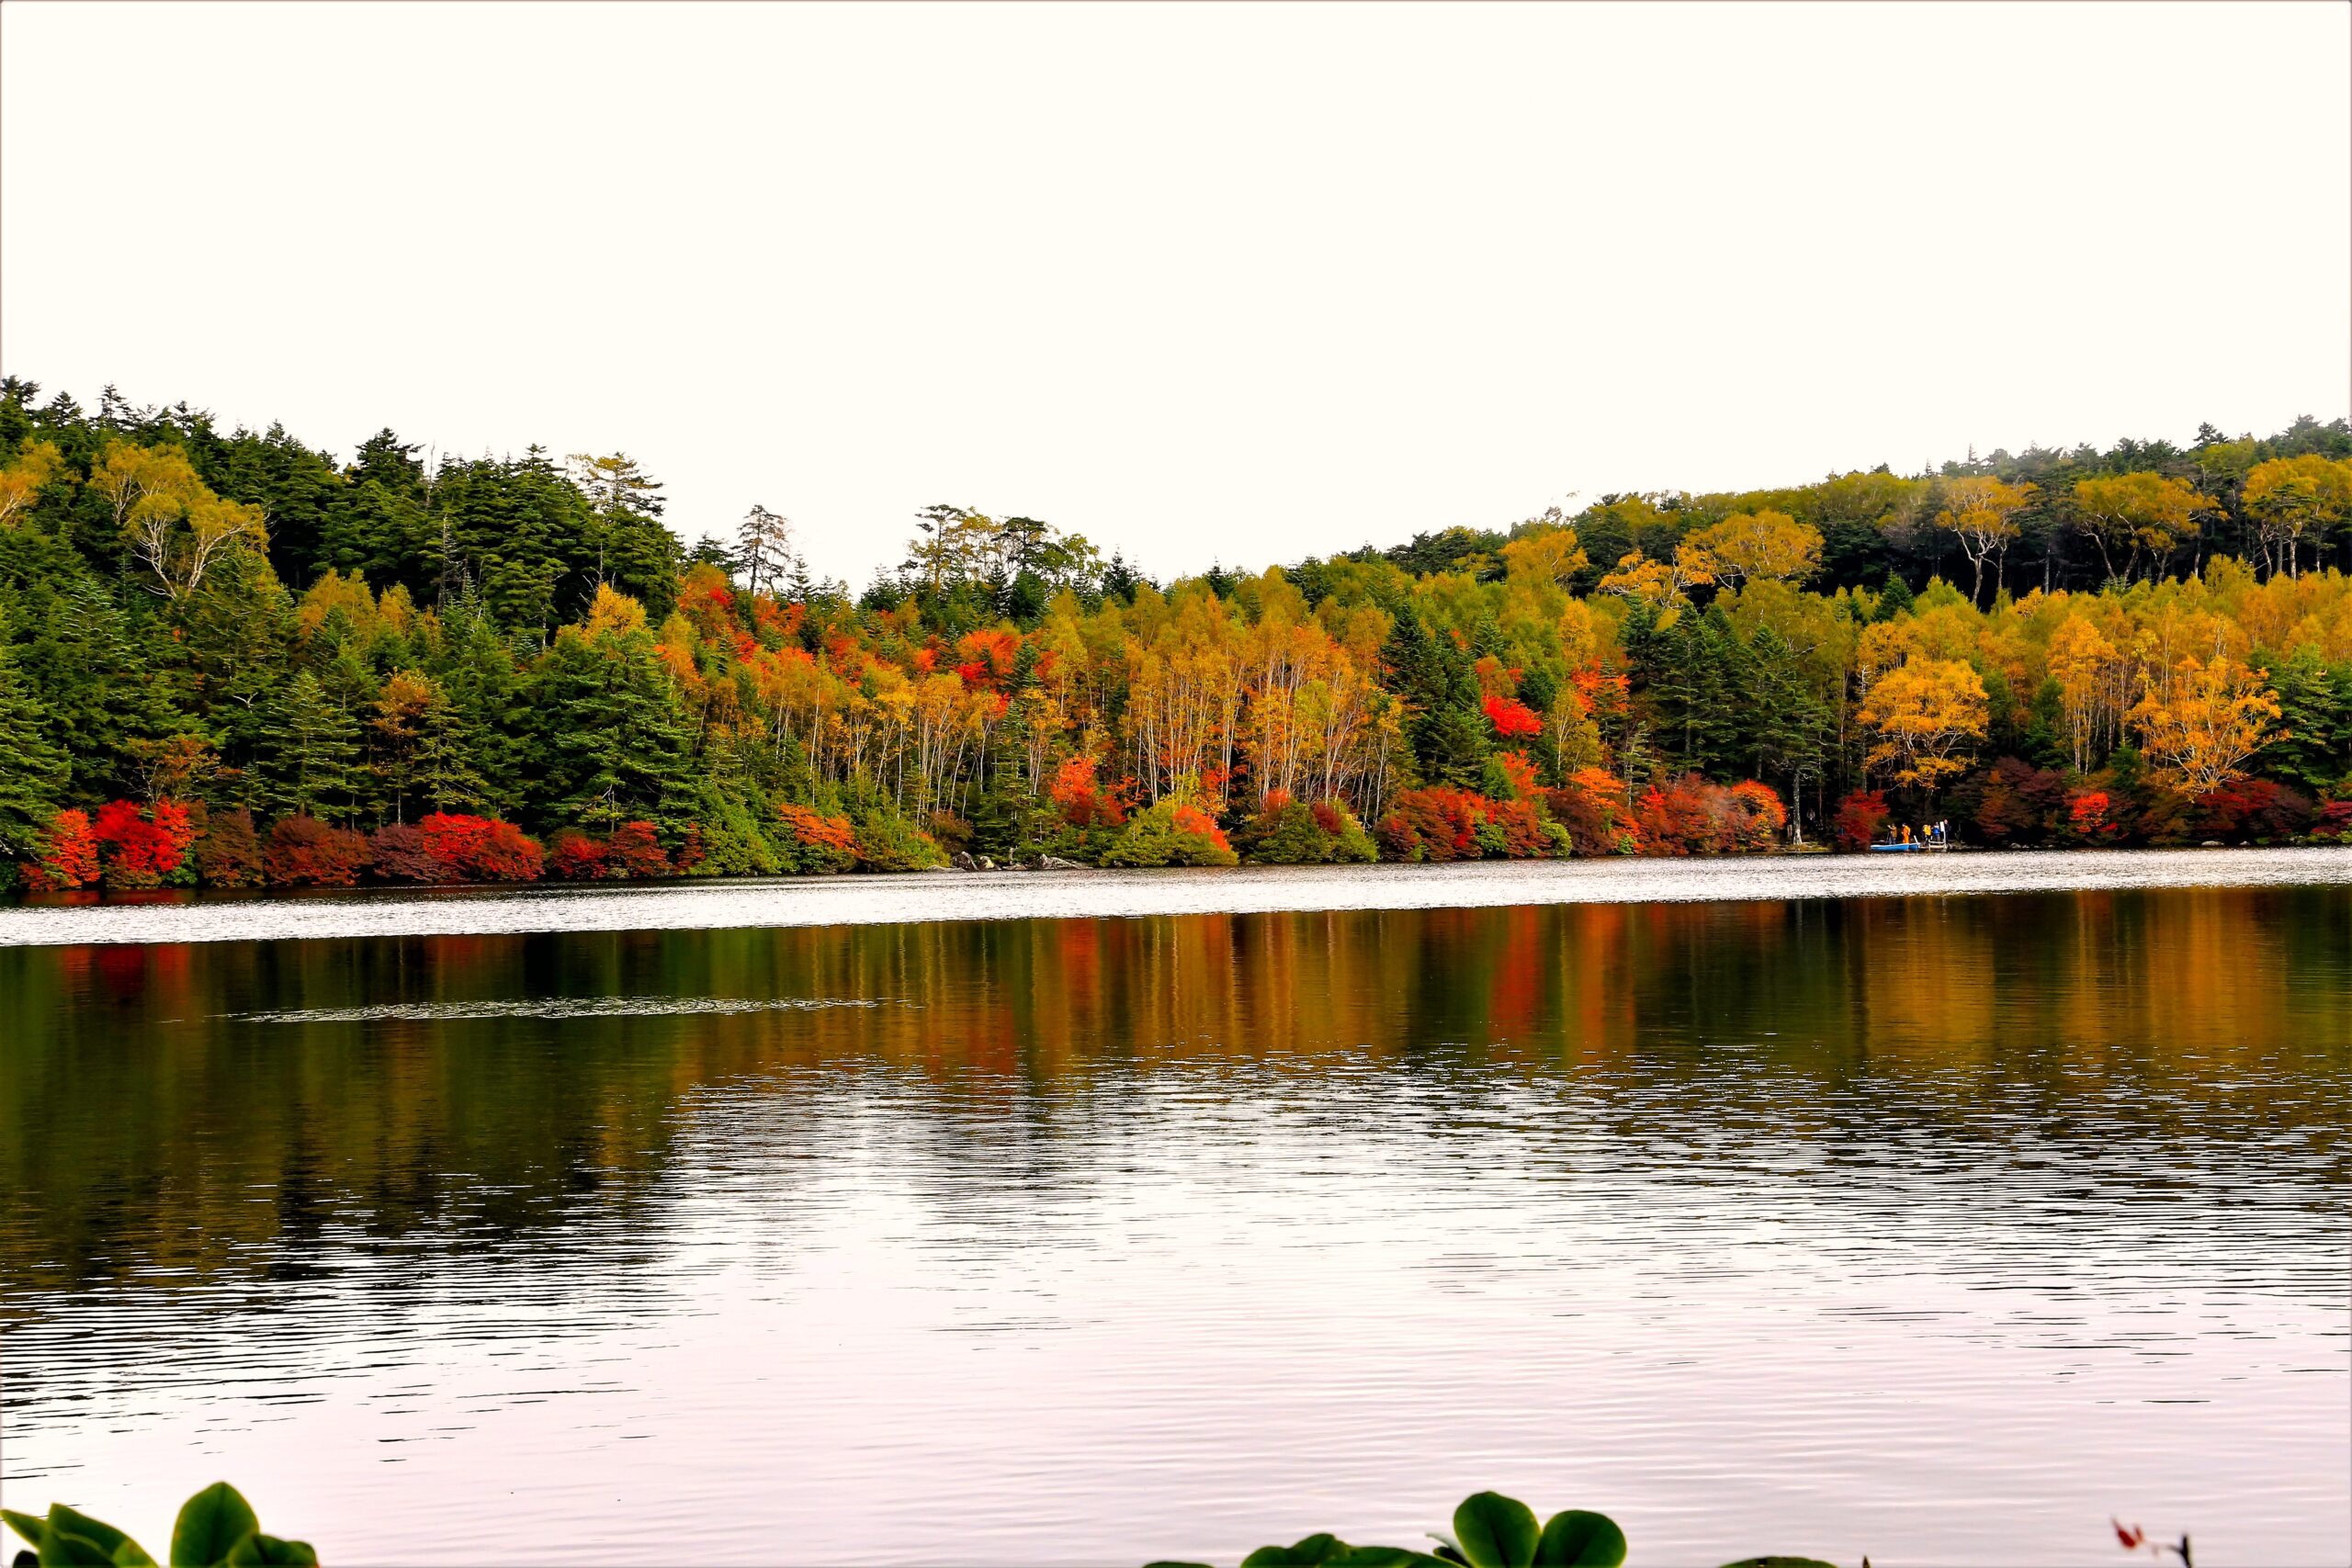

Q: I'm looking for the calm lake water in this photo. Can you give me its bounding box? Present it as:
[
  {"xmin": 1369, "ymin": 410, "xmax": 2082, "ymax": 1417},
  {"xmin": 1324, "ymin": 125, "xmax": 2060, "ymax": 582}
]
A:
[{"xmin": 4, "ymin": 883, "xmax": 2348, "ymax": 1565}]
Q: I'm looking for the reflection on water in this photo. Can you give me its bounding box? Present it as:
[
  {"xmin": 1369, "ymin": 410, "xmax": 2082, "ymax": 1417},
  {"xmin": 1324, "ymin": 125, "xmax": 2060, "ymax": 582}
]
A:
[{"xmin": 2, "ymin": 890, "xmax": 2346, "ymax": 1566}]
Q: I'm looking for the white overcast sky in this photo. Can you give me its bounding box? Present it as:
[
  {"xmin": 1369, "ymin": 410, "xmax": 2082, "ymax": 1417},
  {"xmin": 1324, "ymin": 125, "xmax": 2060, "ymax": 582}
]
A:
[{"xmin": 4, "ymin": 2, "xmax": 2346, "ymax": 585}]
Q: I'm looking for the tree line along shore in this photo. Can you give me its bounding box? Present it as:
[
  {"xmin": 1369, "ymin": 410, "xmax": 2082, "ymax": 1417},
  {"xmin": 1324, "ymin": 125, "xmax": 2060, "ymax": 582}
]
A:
[{"xmin": 1, "ymin": 379, "xmax": 2348, "ymax": 894}]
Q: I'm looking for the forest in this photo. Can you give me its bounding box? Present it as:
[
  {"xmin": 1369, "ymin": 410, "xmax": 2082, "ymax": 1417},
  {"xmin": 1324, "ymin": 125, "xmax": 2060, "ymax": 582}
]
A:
[{"xmin": 1, "ymin": 377, "xmax": 2348, "ymax": 892}]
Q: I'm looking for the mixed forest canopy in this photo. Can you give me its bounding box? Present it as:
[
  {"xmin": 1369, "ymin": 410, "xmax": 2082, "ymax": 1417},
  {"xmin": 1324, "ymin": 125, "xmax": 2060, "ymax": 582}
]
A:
[{"xmin": 2, "ymin": 376, "xmax": 2349, "ymax": 892}]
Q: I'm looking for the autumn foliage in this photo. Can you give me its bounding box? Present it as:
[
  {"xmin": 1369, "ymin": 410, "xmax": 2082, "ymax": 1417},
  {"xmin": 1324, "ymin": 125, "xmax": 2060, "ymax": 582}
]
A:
[
  {"xmin": 1378, "ymin": 786, "xmax": 1490, "ymax": 863},
  {"xmin": 547, "ymin": 821, "xmax": 671, "ymax": 880},
  {"xmin": 1375, "ymin": 786, "xmax": 1568, "ymax": 862},
  {"xmin": 1634, "ymin": 775, "xmax": 1786, "ymax": 855},
  {"xmin": 6, "ymin": 387, "xmax": 2349, "ymax": 894},
  {"xmin": 91, "ymin": 798, "xmax": 196, "ymax": 889},
  {"xmin": 264, "ymin": 817, "xmax": 372, "ymax": 886},
  {"xmin": 1544, "ymin": 768, "xmax": 1639, "ymax": 856},
  {"xmin": 1482, "ymin": 694, "xmax": 1544, "ymax": 739},
  {"xmin": 1833, "ymin": 790, "xmax": 1890, "ymax": 852},
  {"xmin": 27, "ymin": 809, "xmax": 99, "ymax": 891}
]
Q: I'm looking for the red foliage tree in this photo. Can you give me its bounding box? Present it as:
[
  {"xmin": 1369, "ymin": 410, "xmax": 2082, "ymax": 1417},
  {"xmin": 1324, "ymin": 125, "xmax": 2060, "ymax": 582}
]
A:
[
  {"xmin": 2064, "ymin": 789, "xmax": 2120, "ymax": 842},
  {"xmin": 1169, "ymin": 801, "xmax": 1233, "ymax": 853},
  {"xmin": 2194, "ymin": 779, "xmax": 2315, "ymax": 843},
  {"xmin": 1544, "ymin": 768, "xmax": 1638, "ymax": 856},
  {"xmin": 605, "ymin": 820, "xmax": 672, "ymax": 878},
  {"xmin": 1378, "ymin": 786, "xmax": 1488, "ymax": 862},
  {"xmin": 1726, "ymin": 781, "xmax": 1788, "ymax": 851},
  {"xmin": 26, "ymin": 808, "xmax": 100, "ymax": 891},
  {"xmin": 419, "ymin": 812, "xmax": 492, "ymax": 877},
  {"xmin": 776, "ymin": 803, "xmax": 859, "ymax": 869},
  {"xmin": 954, "ymin": 628, "xmax": 1020, "ymax": 690},
  {"xmin": 195, "ymin": 808, "xmax": 265, "ymax": 888},
  {"xmin": 1482, "ymin": 694, "xmax": 1544, "ymax": 739},
  {"xmin": 1629, "ymin": 776, "xmax": 1785, "ymax": 854},
  {"xmin": 548, "ymin": 830, "xmax": 609, "ymax": 880},
  {"xmin": 1047, "ymin": 755, "xmax": 1125, "ymax": 828},
  {"xmin": 404, "ymin": 812, "xmax": 542, "ymax": 882},
  {"xmin": 1832, "ymin": 789, "xmax": 1889, "ymax": 852},
  {"xmin": 1485, "ymin": 796, "xmax": 1559, "ymax": 857},
  {"xmin": 1633, "ymin": 779, "xmax": 1713, "ymax": 855},
  {"xmin": 265, "ymin": 816, "xmax": 373, "ymax": 886},
  {"xmin": 369, "ymin": 822, "xmax": 447, "ymax": 882},
  {"xmin": 154, "ymin": 798, "xmax": 197, "ymax": 862},
  {"xmin": 1970, "ymin": 757, "xmax": 2069, "ymax": 846},
  {"xmin": 92, "ymin": 798, "xmax": 191, "ymax": 888},
  {"xmin": 471, "ymin": 821, "xmax": 545, "ymax": 882}
]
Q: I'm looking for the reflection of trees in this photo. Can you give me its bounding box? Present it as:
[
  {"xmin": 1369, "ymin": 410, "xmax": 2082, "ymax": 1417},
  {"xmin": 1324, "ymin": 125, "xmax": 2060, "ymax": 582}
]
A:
[{"xmin": 2, "ymin": 888, "xmax": 2345, "ymax": 1299}]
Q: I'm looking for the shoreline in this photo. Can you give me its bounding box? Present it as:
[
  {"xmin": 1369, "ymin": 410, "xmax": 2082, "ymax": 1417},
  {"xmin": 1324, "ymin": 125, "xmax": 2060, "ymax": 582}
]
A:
[{"xmin": 1, "ymin": 846, "xmax": 2346, "ymax": 949}]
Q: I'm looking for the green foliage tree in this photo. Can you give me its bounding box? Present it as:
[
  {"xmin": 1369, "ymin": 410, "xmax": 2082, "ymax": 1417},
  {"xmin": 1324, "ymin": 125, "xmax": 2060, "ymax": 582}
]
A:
[
  {"xmin": 1382, "ymin": 608, "xmax": 1488, "ymax": 787},
  {"xmin": 257, "ymin": 670, "xmax": 365, "ymax": 822},
  {"xmin": 0, "ymin": 608, "xmax": 68, "ymax": 861}
]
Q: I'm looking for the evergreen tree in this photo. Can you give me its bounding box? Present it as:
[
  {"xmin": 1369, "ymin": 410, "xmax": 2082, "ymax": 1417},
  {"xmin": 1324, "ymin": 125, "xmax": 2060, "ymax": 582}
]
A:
[
  {"xmin": 413, "ymin": 689, "xmax": 492, "ymax": 813},
  {"xmin": 1379, "ymin": 607, "xmax": 1488, "ymax": 787},
  {"xmin": 572, "ymin": 452, "xmax": 683, "ymax": 616},
  {"xmin": 0, "ymin": 612, "xmax": 68, "ymax": 858},
  {"xmin": 735, "ymin": 504, "xmax": 797, "ymax": 598},
  {"xmin": 1736, "ymin": 626, "xmax": 1830, "ymax": 804},
  {"xmin": 526, "ymin": 618, "xmax": 694, "ymax": 829},
  {"xmin": 1627, "ymin": 604, "xmax": 1740, "ymax": 777},
  {"xmin": 258, "ymin": 670, "xmax": 364, "ymax": 821},
  {"xmin": 2264, "ymin": 649, "xmax": 2352, "ymax": 794}
]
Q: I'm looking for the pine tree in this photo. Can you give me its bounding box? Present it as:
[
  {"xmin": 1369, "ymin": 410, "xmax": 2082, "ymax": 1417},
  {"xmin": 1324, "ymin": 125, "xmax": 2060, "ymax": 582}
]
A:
[
  {"xmin": 736, "ymin": 504, "xmax": 798, "ymax": 598},
  {"xmin": 259, "ymin": 670, "xmax": 363, "ymax": 821},
  {"xmin": 1379, "ymin": 608, "xmax": 1488, "ymax": 788},
  {"xmin": 2264, "ymin": 649, "xmax": 2352, "ymax": 794},
  {"xmin": 413, "ymin": 689, "xmax": 492, "ymax": 813},
  {"xmin": 527, "ymin": 618, "xmax": 694, "ymax": 829},
  {"xmin": 572, "ymin": 452, "xmax": 683, "ymax": 616},
  {"xmin": 0, "ymin": 615, "xmax": 67, "ymax": 858},
  {"xmin": 1736, "ymin": 626, "xmax": 1830, "ymax": 805}
]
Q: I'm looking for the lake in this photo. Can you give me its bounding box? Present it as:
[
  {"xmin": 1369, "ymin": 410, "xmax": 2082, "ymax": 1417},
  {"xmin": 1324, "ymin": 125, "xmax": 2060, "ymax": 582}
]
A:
[{"xmin": 3, "ymin": 874, "xmax": 2347, "ymax": 1565}]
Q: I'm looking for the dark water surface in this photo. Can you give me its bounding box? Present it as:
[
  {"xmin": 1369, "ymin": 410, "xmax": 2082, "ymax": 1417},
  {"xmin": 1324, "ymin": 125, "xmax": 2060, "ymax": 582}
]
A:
[{"xmin": 3, "ymin": 888, "xmax": 2347, "ymax": 1565}]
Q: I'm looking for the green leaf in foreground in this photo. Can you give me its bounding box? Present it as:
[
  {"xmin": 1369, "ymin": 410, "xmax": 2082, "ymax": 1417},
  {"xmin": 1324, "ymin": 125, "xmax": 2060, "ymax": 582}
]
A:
[
  {"xmin": 1242, "ymin": 1535, "xmax": 1351, "ymax": 1566},
  {"xmin": 1452, "ymin": 1494, "xmax": 1540, "ymax": 1568},
  {"xmin": 44, "ymin": 1508, "xmax": 147, "ymax": 1568},
  {"xmin": 168, "ymin": 1487, "xmax": 256, "ymax": 1568},
  {"xmin": 30, "ymin": 1529, "xmax": 117, "ymax": 1567},
  {"xmin": 1535, "ymin": 1510, "xmax": 1626, "ymax": 1568}
]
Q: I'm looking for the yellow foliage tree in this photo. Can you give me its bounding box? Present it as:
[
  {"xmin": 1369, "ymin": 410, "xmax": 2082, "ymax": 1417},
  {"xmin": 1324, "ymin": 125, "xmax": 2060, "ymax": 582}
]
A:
[
  {"xmin": 1597, "ymin": 544, "xmax": 1716, "ymax": 608},
  {"xmin": 1857, "ymin": 657, "xmax": 1988, "ymax": 791},
  {"xmin": 2126, "ymin": 650, "xmax": 2282, "ymax": 795},
  {"xmin": 1935, "ymin": 476, "xmax": 2037, "ymax": 607},
  {"xmin": 1687, "ymin": 509, "xmax": 1822, "ymax": 587},
  {"xmin": 1500, "ymin": 524, "xmax": 1589, "ymax": 588},
  {"xmin": 2071, "ymin": 471, "xmax": 2203, "ymax": 583},
  {"xmin": 92, "ymin": 439, "xmax": 269, "ymax": 601},
  {"xmin": 2243, "ymin": 455, "xmax": 2352, "ymax": 580},
  {"xmin": 2044, "ymin": 615, "xmax": 2123, "ymax": 773},
  {"xmin": 0, "ymin": 440, "xmax": 63, "ymax": 528}
]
